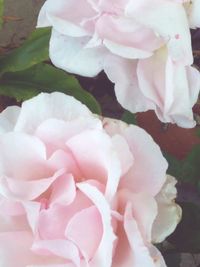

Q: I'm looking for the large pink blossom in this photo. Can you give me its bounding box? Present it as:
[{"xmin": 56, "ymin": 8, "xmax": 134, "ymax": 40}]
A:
[
  {"xmin": 37, "ymin": 0, "xmax": 200, "ymax": 128},
  {"xmin": 0, "ymin": 92, "xmax": 181, "ymax": 267}
]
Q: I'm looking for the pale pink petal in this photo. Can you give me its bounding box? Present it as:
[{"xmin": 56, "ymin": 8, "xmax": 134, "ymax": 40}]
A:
[
  {"xmin": 65, "ymin": 205, "xmax": 103, "ymax": 261},
  {"xmin": 49, "ymin": 30, "xmax": 108, "ymax": 77},
  {"xmin": 22, "ymin": 201, "xmax": 41, "ymax": 233},
  {"xmin": 137, "ymin": 48, "xmax": 200, "ymax": 128},
  {"xmin": 35, "ymin": 116, "xmax": 101, "ymax": 155},
  {"xmin": 152, "ymin": 175, "xmax": 182, "ymax": 243},
  {"xmin": 0, "ymin": 209, "xmax": 29, "ymax": 232},
  {"xmin": 102, "ymin": 118, "xmax": 168, "ymax": 196},
  {"xmin": 77, "ymin": 182, "xmax": 116, "ymax": 267},
  {"xmin": 0, "ymin": 132, "xmax": 48, "ymax": 180},
  {"xmin": 50, "ymin": 174, "xmax": 76, "ymax": 206},
  {"xmin": 32, "ymin": 239, "xmax": 80, "ymax": 266},
  {"xmin": 37, "ymin": 0, "xmax": 96, "ymax": 36},
  {"xmin": 15, "ymin": 92, "xmax": 91, "ymax": 133},
  {"xmin": 126, "ymin": 0, "xmax": 193, "ymax": 65},
  {"xmin": 123, "ymin": 203, "xmax": 156, "ymax": 267},
  {"xmin": 0, "ymin": 169, "xmax": 65, "ymax": 200},
  {"xmin": 38, "ymin": 190, "xmax": 92, "ymax": 240},
  {"xmin": 120, "ymin": 125, "xmax": 168, "ymax": 196},
  {"xmin": 111, "ymin": 134, "xmax": 134, "ymax": 176},
  {"xmin": 48, "ymin": 150, "xmax": 81, "ymax": 178},
  {"xmin": 66, "ymin": 129, "xmax": 121, "ymax": 201},
  {"xmin": 118, "ymin": 189, "xmax": 157, "ymax": 242},
  {"xmin": 0, "ymin": 106, "xmax": 20, "ymax": 134},
  {"xmin": 0, "ymin": 231, "xmax": 64, "ymax": 267},
  {"xmin": 104, "ymin": 55, "xmax": 154, "ymax": 113},
  {"xmin": 96, "ymin": 15, "xmax": 162, "ymax": 57}
]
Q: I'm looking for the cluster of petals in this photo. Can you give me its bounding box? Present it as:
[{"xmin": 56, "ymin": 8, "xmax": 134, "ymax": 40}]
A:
[
  {"xmin": 38, "ymin": 0, "xmax": 200, "ymax": 128},
  {"xmin": 0, "ymin": 92, "xmax": 181, "ymax": 267}
]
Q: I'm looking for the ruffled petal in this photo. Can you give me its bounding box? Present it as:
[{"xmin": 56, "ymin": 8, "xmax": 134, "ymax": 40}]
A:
[
  {"xmin": 49, "ymin": 30, "xmax": 108, "ymax": 77},
  {"xmin": 77, "ymin": 182, "xmax": 116, "ymax": 267},
  {"xmin": 0, "ymin": 106, "xmax": 20, "ymax": 134},
  {"xmin": 15, "ymin": 92, "xmax": 91, "ymax": 133},
  {"xmin": 152, "ymin": 175, "xmax": 182, "ymax": 243},
  {"xmin": 126, "ymin": 0, "xmax": 193, "ymax": 64},
  {"xmin": 104, "ymin": 55, "xmax": 154, "ymax": 113},
  {"xmin": 65, "ymin": 205, "xmax": 103, "ymax": 261},
  {"xmin": 66, "ymin": 129, "xmax": 121, "ymax": 201}
]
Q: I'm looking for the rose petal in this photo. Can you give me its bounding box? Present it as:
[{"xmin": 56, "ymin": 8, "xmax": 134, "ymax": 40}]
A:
[
  {"xmin": 32, "ymin": 239, "xmax": 80, "ymax": 266},
  {"xmin": 126, "ymin": 0, "xmax": 193, "ymax": 64},
  {"xmin": 0, "ymin": 106, "xmax": 20, "ymax": 134},
  {"xmin": 37, "ymin": 0, "xmax": 96, "ymax": 36},
  {"xmin": 66, "ymin": 129, "xmax": 121, "ymax": 201},
  {"xmin": 123, "ymin": 203, "xmax": 156, "ymax": 267},
  {"xmin": 104, "ymin": 55, "xmax": 154, "ymax": 113},
  {"xmin": 65, "ymin": 205, "xmax": 103, "ymax": 261},
  {"xmin": 0, "ymin": 231, "xmax": 64, "ymax": 267},
  {"xmin": 49, "ymin": 30, "xmax": 108, "ymax": 77},
  {"xmin": 15, "ymin": 92, "xmax": 91, "ymax": 133},
  {"xmin": 77, "ymin": 183, "xmax": 116, "ymax": 267},
  {"xmin": 0, "ymin": 132, "xmax": 48, "ymax": 180},
  {"xmin": 152, "ymin": 175, "xmax": 182, "ymax": 243}
]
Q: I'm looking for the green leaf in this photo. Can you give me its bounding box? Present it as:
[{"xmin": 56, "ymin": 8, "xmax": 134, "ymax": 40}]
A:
[
  {"xmin": 196, "ymin": 128, "xmax": 200, "ymax": 138},
  {"xmin": 168, "ymin": 202, "xmax": 200, "ymax": 253},
  {"xmin": 164, "ymin": 145, "xmax": 200, "ymax": 185},
  {"xmin": 0, "ymin": 0, "xmax": 3, "ymax": 29},
  {"xmin": 0, "ymin": 63, "xmax": 101, "ymax": 114},
  {"xmin": 121, "ymin": 110, "xmax": 137, "ymax": 125},
  {"xmin": 0, "ymin": 27, "xmax": 51, "ymax": 74}
]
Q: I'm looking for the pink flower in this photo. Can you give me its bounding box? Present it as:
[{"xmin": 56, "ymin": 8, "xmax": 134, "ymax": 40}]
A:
[
  {"xmin": 37, "ymin": 0, "xmax": 200, "ymax": 128},
  {"xmin": 37, "ymin": 0, "xmax": 192, "ymax": 75},
  {"xmin": 0, "ymin": 92, "xmax": 181, "ymax": 267},
  {"xmin": 104, "ymin": 48, "xmax": 200, "ymax": 128}
]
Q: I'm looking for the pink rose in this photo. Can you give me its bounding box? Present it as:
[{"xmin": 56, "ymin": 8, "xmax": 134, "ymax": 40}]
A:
[
  {"xmin": 37, "ymin": 0, "xmax": 200, "ymax": 128},
  {"xmin": 37, "ymin": 0, "xmax": 192, "ymax": 76},
  {"xmin": 0, "ymin": 92, "xmax": 181, "ymax": 267},
  {"xmin": 104, "ymin": 48, "xmax": 200, "ymax": 128}
]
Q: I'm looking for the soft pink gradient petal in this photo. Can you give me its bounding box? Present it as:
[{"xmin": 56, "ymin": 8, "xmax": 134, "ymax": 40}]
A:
[
  {"xmin": 137, "ymin": 48, "xmax": 200, "ymax": 127},
  {"xmin": 0, "ymin": 169, "xmax": 65, "ymax": 200},
  {"xmin": 37, "ymin": 0, "xmax": 96, "ymax": 36},
  {"xmin": 65, "ymin": 205, "xmax": 103, "ymax": 261},
  {"xmin": 104, "ymin": 55, "xmax": 154, "ymax": 113},
  {"xmin": 66, "ymin": 129, "xmax": 121, "ymax": 201},
  {"xmin": 77, "ymin": 183, "xmax": 116, "ymax": 267},
  {"xmin": 35, "ymin": 117, "xmax": 101, "ymax": 155},
  {"xmin": 0, "ymin": 106, "xmax": 20, "ymax": 134},
  {"xmin": 32, "ymin": 239, "xmax": 80, "ymax": 266},
  {"xmin": 49, "ymin": 30, "xmax": 108, "ymax": 77},
  {"xmin": 118, "ymin": 189, "xmax": 157, "ymax": 242},
  {"xmin": 102, "ymin": 119, "xmax": 168, "ymax": 195},
  {"xmin": 38, "ymin": 190, "xmax": 92, "ymax": 240},
  {"xmin": 96, "ymin": 15, "xmax": 163, "ymax": 58},
  {"xmin": 126, "ymin": 0, "xmax": 193, "ymax": 65},
  {"xmin": 0, "ymin": 132, "xmax": 47, "ymax": 180},
  {"xmin": 0, "ymin": 231, "xmax": 64, "ymax": 267},
  {"xmin": 15, "ymin": 92, "xmax": 92, "ymax": 133},
  {"xmin": 50, "ymin": 174, "xmax": 76, "ymax": 206},
  {"xmin": 111, "ymin": 134, "xmax": 134, "ymax": 176},
  {"xmin": 123, "ymin": 203, "xmax": 156, "ymax": 267},
  {"xmin": 48, "ymin": 150, "xmax": 81, "ymax": 178}
]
